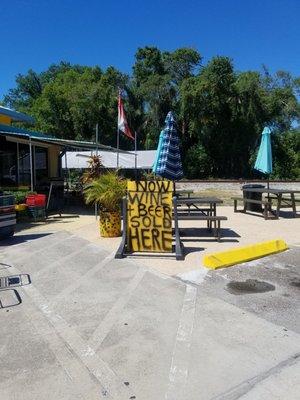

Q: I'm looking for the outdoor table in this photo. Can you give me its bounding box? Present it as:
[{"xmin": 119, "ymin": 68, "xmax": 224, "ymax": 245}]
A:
[
  {"xmin": 176, "ymin": 196, "xmax": 223, "ymax": 218},
  {"xmin": 175, "ymin": 189, "xmax": 194, "ymax": 198},
  {"xmin": 242, "ymin": 188, "xmax": 300, "ymax": 218},
  {"xmin": 173, "ymin": 196, "xmax": 225, "ymax": 259}
]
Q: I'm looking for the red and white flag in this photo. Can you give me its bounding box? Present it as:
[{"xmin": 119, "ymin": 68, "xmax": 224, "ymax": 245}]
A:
[{"xmin": 118, "ymin": 92, "xmax": 135, "ymax": 140}]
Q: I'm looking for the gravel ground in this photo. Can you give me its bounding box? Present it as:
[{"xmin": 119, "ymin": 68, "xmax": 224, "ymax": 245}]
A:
[
  {"xmin": 177, "ymin": 180, "xmax": 300, "ymax": 191},
  {"xmin": 176, "ymin": 181, "xmax": 300, "ymax": 205}
]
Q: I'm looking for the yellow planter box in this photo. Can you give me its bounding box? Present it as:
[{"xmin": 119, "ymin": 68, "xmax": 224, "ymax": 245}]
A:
[{"xmin": 99, "ymin": 211, "xmax": 121, "ymax": 237}]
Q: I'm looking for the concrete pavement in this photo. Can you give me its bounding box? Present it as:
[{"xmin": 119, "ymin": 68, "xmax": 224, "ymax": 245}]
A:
[
  {"xmin": 15, "ymin": 205, "xmax": 300, "ymax": 275},
  {"xmin": 0, "ymin": 230, "xmax": 300, "ymax": 399}
]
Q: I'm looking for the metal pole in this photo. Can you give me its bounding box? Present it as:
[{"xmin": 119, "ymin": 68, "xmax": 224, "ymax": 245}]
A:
[
  {"xmin": 64, "ymin": 150, "xmax": 69, "ymax": 193},
  {"xmin": 95, "ymin": 123, "xmax": 99, "ymax": 156},
  {"xmin": 134, "ymin": 131, "xmax": 137, "ymax": 180},
  {"xmin": 116, "ymin": 128, "xmax": 120, "ymax": 168},
  {"xmin": 29, "ymin": 137, "xmax": 34, "ymax": 192},
  {"xmin": 16, "ymin": 142, "xmax": 20, "ymax": 186},
  {"xmin": 95, "ymin": 123, "xmax": 99, "ymax": 220},
  {"xmin": 117, "ymin": 90, "xmax": 120, "ymax": 169}
]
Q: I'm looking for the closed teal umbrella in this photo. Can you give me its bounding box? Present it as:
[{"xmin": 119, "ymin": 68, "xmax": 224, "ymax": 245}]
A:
[
  {"xmin": 254, "ymin": 127, "xmax": 272, "ymax": 188},
  {"xmin": 152, "ymin": 130, "xmax": 164, "ymax": 174}
]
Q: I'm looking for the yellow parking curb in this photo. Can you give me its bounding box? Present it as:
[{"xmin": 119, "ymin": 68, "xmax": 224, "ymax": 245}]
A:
[{"xmin": 203, "ymin": 239, "xmax": 288, "ymax": 269}]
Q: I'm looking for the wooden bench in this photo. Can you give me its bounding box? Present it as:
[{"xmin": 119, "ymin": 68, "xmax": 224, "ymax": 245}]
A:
[
  {"xmin": 176, "ymin": 206, "xmax": 212, "ymax": 213},
  {"xmin": 232, "ymin": 197, "xmax": 273, "ymax": 220},
  {"xmin": 266, "ymin": 195, "xmax": 300, "ymax": 204},
  {"xmin": 176, "ymin": 213, "xmax": 228, "ymax": 241}
]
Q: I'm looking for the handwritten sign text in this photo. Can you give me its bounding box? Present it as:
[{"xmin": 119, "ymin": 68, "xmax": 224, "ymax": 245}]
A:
[{"xmin": 127, "ymin": 180, "xmax": 173, "ymax": 252}]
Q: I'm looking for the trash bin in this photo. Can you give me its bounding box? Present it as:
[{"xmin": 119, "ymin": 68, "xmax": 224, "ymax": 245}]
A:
[{"xmin": 242, "ymin": 184, "xmax": 265, "ymax": 212}]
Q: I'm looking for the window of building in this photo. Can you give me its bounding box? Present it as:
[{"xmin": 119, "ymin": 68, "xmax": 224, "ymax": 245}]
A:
[
  {"xmin": 34, "ymin": 146, "xmax": 48, "ymax": 184},
  {"xmin": 0, "ymin": 137, "xmax": 17, "ymax": 186},
  {"xmin": 0, "ymin": 137, "xmax": 49, "ymax": 187},
  {"xmin": 18, "ymin": 143, "xmax": 31, "ymax": 186}
]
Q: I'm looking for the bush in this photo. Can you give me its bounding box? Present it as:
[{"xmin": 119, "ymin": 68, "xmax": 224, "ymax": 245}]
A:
[
  {"xmin": 2, "ymin": 189, "xmax": 36, "ymax": 204},
  {"xmin": 83, "ymin": 171, "xmax": 126, "ymax": 212}
]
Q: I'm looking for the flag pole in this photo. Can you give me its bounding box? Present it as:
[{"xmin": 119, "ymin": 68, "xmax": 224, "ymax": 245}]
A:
[
  {"xmin": 95, "ymin": 123, "xmax": 99, "ymax": 220},
  {"xmin": 117, "ymin": 90, "xmax": 120, "ymax": 169},
  {"xmin": 117, "ymin": 127, "xmax": 120, "ymax": 168},
  {"xmin": 134, "ymin": 131, "xmax": 137, "ymax": 180}
]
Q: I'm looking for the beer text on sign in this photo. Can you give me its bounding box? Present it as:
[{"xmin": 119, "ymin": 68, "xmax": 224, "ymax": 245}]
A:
[{"xmin": 127, "ymin": 180, "xmax": 173, "ymax": 252}]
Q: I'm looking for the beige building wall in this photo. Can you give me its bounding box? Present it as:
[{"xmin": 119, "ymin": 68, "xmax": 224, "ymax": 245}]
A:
[{"xmin": 48, "ymin": 145, "xmax": 62, "ymax": 177}]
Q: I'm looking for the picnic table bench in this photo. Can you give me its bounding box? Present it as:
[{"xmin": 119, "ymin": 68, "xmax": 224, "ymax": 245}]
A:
[
  {"xmin": 175, "ymin": 189, "xmax": 194, "ymax": 198},
  {"xmin": 232, "ymin": 197, "xmax": 273, "ymax": 220},
  {"xmin": 233, "ymin": 188, "xmax": 300, "ymax": 219},
  {"xmin": 175, "ymin": 212, "xmax": 228, "ymax": 240},
  {"xmin": 173, "ymin": 196, "xmax": 227, "ymax": 259}
]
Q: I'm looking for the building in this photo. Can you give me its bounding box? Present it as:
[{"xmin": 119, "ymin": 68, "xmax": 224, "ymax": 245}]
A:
[{"xmin": 0, "ymin": 106, "xmax": 121, "ymax": 190}]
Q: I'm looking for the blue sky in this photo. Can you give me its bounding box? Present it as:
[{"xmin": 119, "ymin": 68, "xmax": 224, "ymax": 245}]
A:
[{"xmin": 1, "ymin": 0, "xmax": 300, "ymax": 100}]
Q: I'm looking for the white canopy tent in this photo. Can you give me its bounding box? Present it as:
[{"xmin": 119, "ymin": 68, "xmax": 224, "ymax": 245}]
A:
[{"xmin": 64, "ymin": 150, "xmax": 156, "ymax": 170}]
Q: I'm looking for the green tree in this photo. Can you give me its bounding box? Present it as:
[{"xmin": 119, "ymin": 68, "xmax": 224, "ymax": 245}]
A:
[
  {"xmin": 132, "ymin": 46, "xmax": 201, "ymax": 148},
  {"xmin": 4, "ymin": 61, "xmax": 85, "ymax": 112},
  {"xmin": 5, "ymin": 64, "xmax": 131, "ymax": 147},
  {"xmin": 3, "ymin": 49, "xmax": 300, "ymax": 179},
  {"xmin": 180, "ymin": 58, "xmax": 300, "ymax": 178},
  {"xmin": 271, "ymin": 130, "xmax": 300, "ymax": 179}
]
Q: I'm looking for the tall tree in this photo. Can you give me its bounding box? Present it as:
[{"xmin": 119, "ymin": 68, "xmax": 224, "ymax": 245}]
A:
[
  {"xmin": 3, "ymin": 48, "xmax": 299, "ymax": 178},
  {"xmin": 132, "ymin": 46, "xmax": 201, "ymax": 148},
  {"xmin": 4, "ymin": 61, "xmax": 85, "ymax": 112},
  {"xmin": 180, "ymin": 58, "xmax": 300, "ymax": 178}
]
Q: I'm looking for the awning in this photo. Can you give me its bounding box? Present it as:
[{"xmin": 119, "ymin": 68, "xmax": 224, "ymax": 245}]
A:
[
  {"xmin": 0, "ymin": 106, "xmax": 35, "ymax": 124},
  {"xmin": 0, "ymin": 124, "xmax": 130, "ymax": 153}
]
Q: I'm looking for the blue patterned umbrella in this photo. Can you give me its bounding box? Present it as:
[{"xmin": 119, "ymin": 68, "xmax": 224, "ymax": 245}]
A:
[{"xmin": 153, "ymin": 111, "xmax": 183, "ymax": 180}]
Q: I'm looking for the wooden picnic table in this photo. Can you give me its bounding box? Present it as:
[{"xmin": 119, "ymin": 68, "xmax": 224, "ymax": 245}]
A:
[
  {"xmin": 176, "ymin": 196, "xmax": 223, "ymax": 218},
  {"xmin": 242, "ymin": 188, "xmax": 300, "ymax": 218},
  {"xmin": 175, "ymin": 189, "xmax": 194, "ymax": 198},
  {"xmin": 173, "ymin": 196, "xmax": 226, "ymax": 259}
]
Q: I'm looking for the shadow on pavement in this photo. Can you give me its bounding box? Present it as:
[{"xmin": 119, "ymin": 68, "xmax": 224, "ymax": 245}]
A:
[
  {"xmin": 0, "ymin": 274, "xmax": 31, "ymax": 310},
  {"xmin": 0, "ymin": 233, "xmax": 52, "ymax": 247},
  {"xmin": 0, "ymin": 289, "xmax": 22, "ymax": 309},
  {"xmin": 179, "ymin": 227, "xmax": 241, "ymax": 238}
]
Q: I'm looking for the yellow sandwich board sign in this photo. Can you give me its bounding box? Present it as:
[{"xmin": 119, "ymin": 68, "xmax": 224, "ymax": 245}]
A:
[{"xmin": 127, "ymin": 180, "xmax": 173, "ymax": 252}]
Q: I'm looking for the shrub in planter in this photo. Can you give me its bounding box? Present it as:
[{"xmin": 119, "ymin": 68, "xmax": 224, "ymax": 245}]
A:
[
  {"xmin": 84, "ymin": 172, "xmax": 126, "ymax": 237},
  {"xmin": 3, "ymin": 189, "xmax": 36, "ymax": 204}
]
